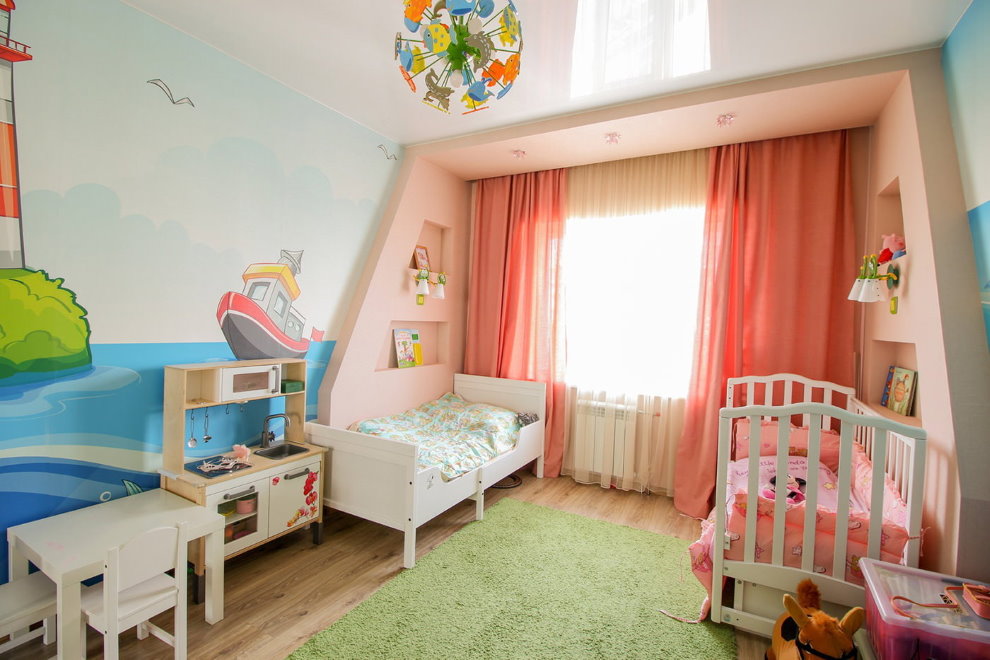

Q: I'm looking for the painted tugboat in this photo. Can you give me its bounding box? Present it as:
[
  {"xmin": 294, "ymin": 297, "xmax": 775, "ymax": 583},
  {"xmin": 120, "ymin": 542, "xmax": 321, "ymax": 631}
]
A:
[{"xmin": 216, "ymin": 249, "xmax": 324, "ymax": 360}]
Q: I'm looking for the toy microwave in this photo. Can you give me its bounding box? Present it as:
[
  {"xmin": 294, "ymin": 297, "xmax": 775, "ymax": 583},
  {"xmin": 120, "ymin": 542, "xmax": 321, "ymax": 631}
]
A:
[{"xmin": 215, "ymin": 364, "xmax": 281, "ymax": 402}]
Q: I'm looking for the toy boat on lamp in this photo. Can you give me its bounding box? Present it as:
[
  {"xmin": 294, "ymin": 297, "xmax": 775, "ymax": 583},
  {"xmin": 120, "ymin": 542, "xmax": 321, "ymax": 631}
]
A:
[{"xmin": 216, "ymin": 249, "xmax": 324, "ymax": 360}]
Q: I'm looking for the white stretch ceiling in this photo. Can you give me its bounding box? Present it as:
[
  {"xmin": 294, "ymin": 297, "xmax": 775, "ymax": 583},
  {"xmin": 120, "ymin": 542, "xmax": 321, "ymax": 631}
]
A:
[{"xmin": 123, "ymin": 0, "xmax": 972, "ymax": 147}]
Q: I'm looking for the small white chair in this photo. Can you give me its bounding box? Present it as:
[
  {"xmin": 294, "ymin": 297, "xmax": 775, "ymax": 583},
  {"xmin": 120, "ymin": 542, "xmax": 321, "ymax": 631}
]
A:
[
  {"xmin": 80, "ymin": 522, "xmax": 188, "ymax": 659},
  {"xmin": 0, "ymin": 571, "xmax": 57, "ymax": 652}
]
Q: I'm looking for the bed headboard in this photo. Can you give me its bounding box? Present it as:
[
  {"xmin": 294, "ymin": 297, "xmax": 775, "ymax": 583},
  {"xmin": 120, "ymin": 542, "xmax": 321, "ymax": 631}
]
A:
[{"xmin": 453, "ymin": 374, "xmax": 546, "ymax": 419}]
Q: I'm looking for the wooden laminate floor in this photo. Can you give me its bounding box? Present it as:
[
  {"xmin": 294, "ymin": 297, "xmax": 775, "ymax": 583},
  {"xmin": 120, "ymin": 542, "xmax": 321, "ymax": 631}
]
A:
[{"xmin": 3, "ymin": 473, "xmax": 767, "ymax": 659}]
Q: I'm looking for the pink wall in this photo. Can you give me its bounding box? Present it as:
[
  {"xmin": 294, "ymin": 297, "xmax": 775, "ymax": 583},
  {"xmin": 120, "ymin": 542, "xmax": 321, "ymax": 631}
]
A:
[
  {"xmin": 320, "ymin": 49, "xmax": 990, "ymax": 579},
  {"xmin": 864, "ymin": 54, "xmax": 990, "ymax": 579},
  {"xmin": 319, "ymin": 157, "xmax": 471, "ymax": 427}
]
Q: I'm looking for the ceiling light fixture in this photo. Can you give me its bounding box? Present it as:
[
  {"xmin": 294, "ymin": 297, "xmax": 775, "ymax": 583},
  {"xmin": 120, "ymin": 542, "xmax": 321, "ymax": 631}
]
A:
[
  {"xmin": 605, "ymin": 132, "xmax": 621, "ymax": 144},
  {"xmin": 715, "ymin": 113, "xmax": 736, "ymax": 128},
  {"xmin": 395, "ymin": 0, "xmax": 523, "ymax": 115}
]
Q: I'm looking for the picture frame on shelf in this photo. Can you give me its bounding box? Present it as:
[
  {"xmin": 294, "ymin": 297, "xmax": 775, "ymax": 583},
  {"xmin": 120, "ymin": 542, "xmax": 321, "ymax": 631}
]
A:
[
  {"xmin": 886, "ymin": 366, "xmax": 917, "ymax": 416},
  {"xmin": 413, "ymin": 245, "xmax": 431, "ymax": 271}
]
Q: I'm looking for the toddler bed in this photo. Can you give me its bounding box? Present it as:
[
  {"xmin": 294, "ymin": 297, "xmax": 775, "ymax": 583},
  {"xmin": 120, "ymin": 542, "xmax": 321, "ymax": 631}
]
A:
[
  {"xmin": 689, "ymin": 374, "xmax": 926, "ymax": 637},
  {"xmin": 305, "ymin": 374, "xmax": 545, "ymax": 568}
]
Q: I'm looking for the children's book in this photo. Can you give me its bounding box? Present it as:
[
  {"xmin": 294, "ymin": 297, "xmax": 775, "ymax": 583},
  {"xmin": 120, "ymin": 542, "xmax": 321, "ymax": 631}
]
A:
[
  {"xmin": 394, "ymin": 329, "xmax": 417, "ymax": 368},
  {"xmin": 880, "ymin": 365, "xmax": 895, "ymax": 407},
  {"xmin": 886, "ymin": 366, "xmax": 917, "ymax": 416}
]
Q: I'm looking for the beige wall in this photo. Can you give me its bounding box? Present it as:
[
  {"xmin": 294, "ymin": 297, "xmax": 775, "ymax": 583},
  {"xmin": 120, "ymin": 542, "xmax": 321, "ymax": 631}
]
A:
[{"xmin": 319, "ymin": 157, "xmax": 471, "ymax": 427}]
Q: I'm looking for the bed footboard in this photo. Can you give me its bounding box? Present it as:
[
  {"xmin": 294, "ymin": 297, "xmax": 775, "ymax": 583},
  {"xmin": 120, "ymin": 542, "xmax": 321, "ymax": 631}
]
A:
[{"xmin": 305, "ymin": 423, "xmax": 417, "ymax": 531}]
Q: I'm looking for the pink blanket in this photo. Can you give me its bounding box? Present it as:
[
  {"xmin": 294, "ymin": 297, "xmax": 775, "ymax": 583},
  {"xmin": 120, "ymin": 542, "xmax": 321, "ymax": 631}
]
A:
[{"xmin": 689, "ymin": 452, "xmax": 910, "ymax": 618}]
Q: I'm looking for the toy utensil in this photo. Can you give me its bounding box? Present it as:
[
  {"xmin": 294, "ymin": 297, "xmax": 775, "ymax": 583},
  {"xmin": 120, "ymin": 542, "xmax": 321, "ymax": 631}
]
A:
[
  {"xmin": 187, "ymin": 408, "xmax": 198, "ymax": 448},
  {"xmin": 203, "ymin": 407, "xmax": 212, "ymax": 442}
]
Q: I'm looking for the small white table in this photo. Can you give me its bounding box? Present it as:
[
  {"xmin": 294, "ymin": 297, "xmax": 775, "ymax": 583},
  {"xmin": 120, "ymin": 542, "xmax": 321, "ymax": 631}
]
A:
[{"xmin": 7, "ymin": 489, "xmax": 225, "ymax": 659}]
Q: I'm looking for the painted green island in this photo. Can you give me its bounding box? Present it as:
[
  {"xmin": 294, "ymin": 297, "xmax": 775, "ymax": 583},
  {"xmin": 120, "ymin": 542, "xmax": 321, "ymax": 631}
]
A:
[{"xmin": 0, "ymin": 268, "xmax": 91, "ymax": 381}]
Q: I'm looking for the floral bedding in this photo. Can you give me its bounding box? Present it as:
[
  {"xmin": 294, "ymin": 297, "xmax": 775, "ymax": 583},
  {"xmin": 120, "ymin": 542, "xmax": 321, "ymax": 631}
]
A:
[
  {"xmin": 689, "ymin": 452, "xmax": 911, "ymax": 618},
  {"xmin": 350, "ymin": 392, "xmax": 521, "ymax": 480}
]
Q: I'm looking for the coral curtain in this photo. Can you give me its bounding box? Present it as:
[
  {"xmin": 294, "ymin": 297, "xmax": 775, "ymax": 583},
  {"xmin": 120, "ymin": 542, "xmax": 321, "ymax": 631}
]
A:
[
  {"xmin": 464, "ymin": 169, "xmax": 568, "ymax": 477},
  {"xmin": 674, "ymin": 130, "xmax": 856, "ymax": 518}
]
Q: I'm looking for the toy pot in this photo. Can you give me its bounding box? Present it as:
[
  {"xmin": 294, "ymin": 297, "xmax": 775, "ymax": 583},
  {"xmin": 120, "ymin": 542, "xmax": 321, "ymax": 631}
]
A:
[{"xmin": 236, "ymin": 497, "xmax": 256, "ymax": 514}]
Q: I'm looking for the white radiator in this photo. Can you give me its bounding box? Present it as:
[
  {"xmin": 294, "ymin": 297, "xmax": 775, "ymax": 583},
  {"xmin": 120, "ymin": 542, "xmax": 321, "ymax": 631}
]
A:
[
  {"xmin": 563, "ymin": 389, "xmax": 684, "ymax": 494},
  {"xmin": 573, "ymin": 398, "xmax": 638, "ymax": 477}
]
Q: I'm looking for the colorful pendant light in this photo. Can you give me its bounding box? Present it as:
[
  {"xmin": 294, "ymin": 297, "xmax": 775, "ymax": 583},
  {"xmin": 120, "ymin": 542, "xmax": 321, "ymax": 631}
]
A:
[{"xmin": 395, "ymin": 0, "xmax": 523, "ymax": 114}]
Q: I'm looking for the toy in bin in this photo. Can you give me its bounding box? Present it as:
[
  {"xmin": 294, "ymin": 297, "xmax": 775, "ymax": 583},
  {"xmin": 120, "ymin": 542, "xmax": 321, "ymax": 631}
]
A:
[{"xmin": 860, "ymin": 558, "xmax": 990, "ymax": 659}]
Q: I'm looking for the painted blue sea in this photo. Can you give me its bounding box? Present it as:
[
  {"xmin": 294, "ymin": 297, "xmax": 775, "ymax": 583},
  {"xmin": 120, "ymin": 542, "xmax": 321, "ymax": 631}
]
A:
[{"xmin": 0, "ymin": 341, "xmax": 332, "ymax": 583}]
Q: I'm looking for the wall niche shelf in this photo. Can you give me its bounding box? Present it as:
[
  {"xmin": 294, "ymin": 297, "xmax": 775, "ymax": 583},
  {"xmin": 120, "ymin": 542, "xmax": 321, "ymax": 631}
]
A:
[
  {"xmin": 861, "ymin": 339, "xmax": 921, "ymax": 425},
  {"xmin": 859, "ymin": 400, "xmax": 921, "ymax": 426},
  {"xmin": 409, "ymin": 220, "xmax": 448, "ymax": 273},
  {"xmin": 378, "ymin": 320, "xmax": 448, "ymax": 371}
]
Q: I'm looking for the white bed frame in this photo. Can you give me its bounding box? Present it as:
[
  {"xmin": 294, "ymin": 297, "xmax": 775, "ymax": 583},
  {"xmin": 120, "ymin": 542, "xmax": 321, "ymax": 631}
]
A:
[
  {"xmin": 711, "ymin": 374, "xmax": 926, "ymax": 636},
  {"xmin": 305, "ymin": 374, "xmax": 546, "ymax": 568}
]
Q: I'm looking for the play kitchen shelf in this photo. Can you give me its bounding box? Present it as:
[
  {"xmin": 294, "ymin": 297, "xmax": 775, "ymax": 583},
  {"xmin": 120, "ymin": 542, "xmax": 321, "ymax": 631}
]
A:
[
  {"xmin": 161, "ymin": 358, "xmax": 308, "ymax": 476},
  {"xmin": 160, "ymin": 358, "xmax": 324, "ymax": 597}
]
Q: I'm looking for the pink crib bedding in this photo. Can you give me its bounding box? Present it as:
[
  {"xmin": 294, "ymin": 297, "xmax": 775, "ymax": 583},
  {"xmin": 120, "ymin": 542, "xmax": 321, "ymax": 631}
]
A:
[{"xmin": 689, "ymin": 449, "xmax": 911, "ymax": 617}]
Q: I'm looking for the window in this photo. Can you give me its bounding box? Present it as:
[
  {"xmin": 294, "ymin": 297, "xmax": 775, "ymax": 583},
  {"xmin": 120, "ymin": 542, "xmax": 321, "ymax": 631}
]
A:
[
  {"xmin": 561, "ymin": 206, "xmax": 704, "ymax": 397},
  {"xmin": 247, "ymin": 281, "xmax": 270, "ymax": 302},
  {"xmin": 571, "ymin": 0, "xmax": 710, "ymax": 97},
  {"xmin": 271, "ymin": 293, "xmax": 288, "ymax": 318}
]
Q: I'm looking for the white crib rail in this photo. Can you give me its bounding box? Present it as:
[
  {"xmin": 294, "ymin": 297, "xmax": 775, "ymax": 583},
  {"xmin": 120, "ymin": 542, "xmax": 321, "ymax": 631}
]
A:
[
  {"xmin": 849, "ymin": 397, "xmax": 927, "ymax": 566},
  {"xmin": 726, "ymin": 373, "xmax": 855, "ymax": 429},
  {"xmin": 710, "ymin": 401, "xmax": 926, "ymax": 634}
]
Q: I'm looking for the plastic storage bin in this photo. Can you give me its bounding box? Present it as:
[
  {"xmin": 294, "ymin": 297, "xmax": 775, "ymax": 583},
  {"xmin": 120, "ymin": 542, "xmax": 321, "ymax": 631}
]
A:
[{"xmin": 860, "ymin": 558, "xmax": 990, "ymax": 659}]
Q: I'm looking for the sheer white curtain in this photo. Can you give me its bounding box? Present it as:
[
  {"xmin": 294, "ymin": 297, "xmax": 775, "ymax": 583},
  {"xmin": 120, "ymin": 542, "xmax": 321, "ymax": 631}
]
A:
[{"xmin": 561, "ymin": 150, "xmax": 707, "ymax": 495}]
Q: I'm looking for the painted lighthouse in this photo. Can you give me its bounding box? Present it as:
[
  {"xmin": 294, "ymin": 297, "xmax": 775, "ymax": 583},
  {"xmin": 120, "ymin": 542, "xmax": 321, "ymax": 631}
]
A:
[
  {"xmin": 217, "ymin": 249, "xmax": 325, "ymax": 360},
  {"xmin": 0, "ymin": 1, "xmax": 92, "ymax": 385},
  {"xmin": 0, "ymin": 0, "xmax": 31, "ymax": 269}
]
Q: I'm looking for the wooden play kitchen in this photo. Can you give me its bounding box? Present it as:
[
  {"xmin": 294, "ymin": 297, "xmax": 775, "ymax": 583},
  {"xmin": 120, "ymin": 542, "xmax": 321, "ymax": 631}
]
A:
[{"xmin": 160, "ymin": 358, "xmax": 324, "ymax": 596}]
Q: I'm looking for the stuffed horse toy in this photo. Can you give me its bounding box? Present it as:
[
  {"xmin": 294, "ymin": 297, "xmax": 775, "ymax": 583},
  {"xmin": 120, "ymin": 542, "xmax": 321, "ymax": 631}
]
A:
[{"xmin": 766, "ymin": 579, "xmax": 864, "ymax": 660}]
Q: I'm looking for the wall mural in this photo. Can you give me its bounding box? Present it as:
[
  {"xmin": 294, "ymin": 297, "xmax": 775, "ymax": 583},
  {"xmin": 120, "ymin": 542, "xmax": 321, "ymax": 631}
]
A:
[
  {"xmin": 218, "ymin": 249, "xmax": 325, "ymax": 360},
  {"xmin": 944, "ymin": 1, "xmax": 990, "ymax": 350},
  {"xmin": 0, "ymin": 4, "xmax": 88, "ymax": 385},
  {"xmin": 973, "ymin": 202, "xmax": 990, "ymax": 349},
  {"xmin": 0, "ymin": 3, "xmax": 159, "ymax": 583},
  {"xmin": 0, "ymin": 1, "xmax": 396, "ymax": 584},
  {"xmin": 0, "ymin": 270, "xmax": 92, "ymax": 383}
]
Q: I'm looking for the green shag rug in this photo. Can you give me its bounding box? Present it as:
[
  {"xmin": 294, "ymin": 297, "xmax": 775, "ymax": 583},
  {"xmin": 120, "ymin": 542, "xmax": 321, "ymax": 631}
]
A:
[{"xmin": 291, "ymin": 499, "xmax": 735, "ymax": 659}]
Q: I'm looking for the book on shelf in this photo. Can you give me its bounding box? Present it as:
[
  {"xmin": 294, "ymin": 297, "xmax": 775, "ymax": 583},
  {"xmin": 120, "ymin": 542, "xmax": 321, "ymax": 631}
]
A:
[
  {"xmin": 393, "ymin": 328, "xmax": 422, "ymax": 368},
  {"xmin": 880, "ymin": 365, "xmax": 895, "ymax": 407},
  {"xmin": 885, "ymin": 366, "xmax": 917, "ymax": 416}
]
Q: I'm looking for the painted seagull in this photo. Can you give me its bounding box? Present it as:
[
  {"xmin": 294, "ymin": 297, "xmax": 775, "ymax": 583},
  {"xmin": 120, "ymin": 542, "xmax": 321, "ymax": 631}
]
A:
[{"xmin": 147, "ymin": 78, "xmax": 195, "ymax": 107}]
